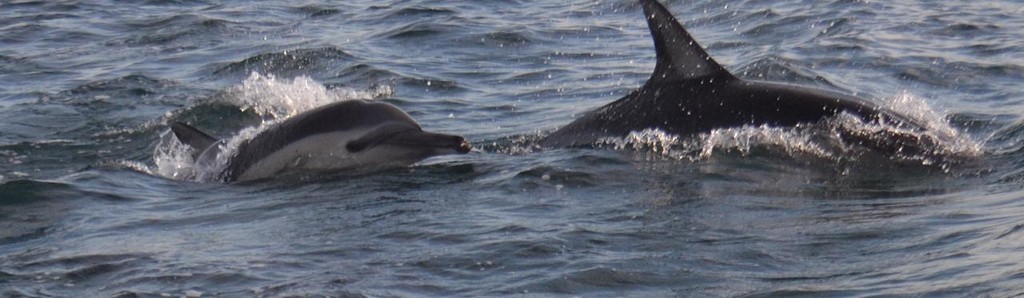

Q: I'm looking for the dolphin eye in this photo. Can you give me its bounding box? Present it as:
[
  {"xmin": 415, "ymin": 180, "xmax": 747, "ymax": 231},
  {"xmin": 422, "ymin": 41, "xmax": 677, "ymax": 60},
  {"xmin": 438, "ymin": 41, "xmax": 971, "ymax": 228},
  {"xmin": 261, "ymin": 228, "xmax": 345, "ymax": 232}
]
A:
[{"xmin": 346, "ymin": 142, "xmax": 365, "ymax": 153}]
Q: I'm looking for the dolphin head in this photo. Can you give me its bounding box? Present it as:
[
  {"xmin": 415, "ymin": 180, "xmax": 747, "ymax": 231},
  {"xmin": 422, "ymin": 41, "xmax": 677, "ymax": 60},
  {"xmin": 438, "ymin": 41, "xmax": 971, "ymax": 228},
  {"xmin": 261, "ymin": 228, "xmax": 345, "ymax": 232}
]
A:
[{"xmin": 340, "ymin": 120, "xmax": 472, "ymax": 170}]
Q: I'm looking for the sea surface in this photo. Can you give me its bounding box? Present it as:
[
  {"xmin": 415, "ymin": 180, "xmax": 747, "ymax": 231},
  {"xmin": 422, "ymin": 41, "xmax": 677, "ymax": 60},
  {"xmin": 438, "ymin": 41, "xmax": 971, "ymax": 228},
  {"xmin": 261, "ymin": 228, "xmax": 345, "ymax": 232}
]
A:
[{"xmin": 3, "ymin": 0, "xmax": 1024, "ymax": 296}]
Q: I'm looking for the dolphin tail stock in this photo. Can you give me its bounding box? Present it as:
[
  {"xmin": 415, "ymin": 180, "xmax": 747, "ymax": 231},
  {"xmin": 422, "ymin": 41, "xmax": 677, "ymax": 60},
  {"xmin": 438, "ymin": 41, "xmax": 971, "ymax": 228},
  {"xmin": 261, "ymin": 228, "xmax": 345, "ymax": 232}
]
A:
[
  {"xmin": 638, "ymin": 0, "xmax": 736, "ymax": 83},
  {"xmin": 171, "ymin": 122, "xmax": 220, "ymax": 158}
]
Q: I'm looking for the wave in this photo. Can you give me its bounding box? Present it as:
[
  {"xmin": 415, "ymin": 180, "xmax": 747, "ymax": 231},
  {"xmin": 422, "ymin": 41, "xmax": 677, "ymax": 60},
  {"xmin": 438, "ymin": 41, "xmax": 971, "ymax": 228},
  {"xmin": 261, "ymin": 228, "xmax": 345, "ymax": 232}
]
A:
[
  {"xmin": 293, "ymin": 4, "xmax": 343, "ymax": 19},
  {"xmin": 470, "ymin": 30, "xmax": 534, "ymax": 47},
  {"xmin": 379, "ymin": 7, "xmax": 458, "ymax": 19},
  {"xmin": 212, "ymin": 47, "xmax": 354, "ymax": 78},
  {"xmin": 385, "ymin": 23, "xmax": 462, "ymax": 40},
  {"xmin": 3, "ymin": 74, "xmax": 195, "ymax": 140},
  {"xmin": 107, "ymin": 14, "xmax": 234, "ymax": 47},
  {"xmin": 0, "ymin": 179, "xmax": 78, "ymax": 245},
  {"xmin": 59, "ymin": 74, "xmax": 175, "ymax": 98}
]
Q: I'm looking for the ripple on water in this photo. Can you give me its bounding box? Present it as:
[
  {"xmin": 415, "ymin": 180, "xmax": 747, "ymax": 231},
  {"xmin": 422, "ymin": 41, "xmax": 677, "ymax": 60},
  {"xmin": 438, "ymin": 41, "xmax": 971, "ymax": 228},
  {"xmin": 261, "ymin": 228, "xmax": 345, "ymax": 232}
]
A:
[
  {"xmin": 112, "ymin": 14, "xmax": 233, "ymax": 48},
  {"xmin": 212, "ymin": 47, "xmax": 355, "ymax": 79},
  {"xmin": 385, "ymin": 23, "xmax": 462, "ymax": 40},
  {"xmin": 0, "ymin": 180, "xmax": 78, "ymax": 245},
  {"xmin": 291, "ymin": 4, "xmax": 343, "ymax": 19},
  {"xmin": 378, "ymin": 6, "xmax": 458, "ymax": 19}
]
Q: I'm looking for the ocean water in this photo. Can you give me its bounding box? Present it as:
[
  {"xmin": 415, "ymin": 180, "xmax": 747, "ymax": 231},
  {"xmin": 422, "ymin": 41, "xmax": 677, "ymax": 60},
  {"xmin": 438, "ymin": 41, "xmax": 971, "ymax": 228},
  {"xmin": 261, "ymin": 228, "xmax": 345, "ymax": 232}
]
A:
[{"xmin": 3, "ymin": 0, "xmax": 1024, "ymax": 296}]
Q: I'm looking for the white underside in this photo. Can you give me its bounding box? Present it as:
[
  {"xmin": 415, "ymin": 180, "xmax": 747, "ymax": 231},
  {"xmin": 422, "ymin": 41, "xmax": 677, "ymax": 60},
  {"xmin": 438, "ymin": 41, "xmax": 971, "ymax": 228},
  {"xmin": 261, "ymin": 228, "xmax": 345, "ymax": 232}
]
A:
[{"xmin": 234, "ymin": 129, "xmax": 429, "ymax": 181}]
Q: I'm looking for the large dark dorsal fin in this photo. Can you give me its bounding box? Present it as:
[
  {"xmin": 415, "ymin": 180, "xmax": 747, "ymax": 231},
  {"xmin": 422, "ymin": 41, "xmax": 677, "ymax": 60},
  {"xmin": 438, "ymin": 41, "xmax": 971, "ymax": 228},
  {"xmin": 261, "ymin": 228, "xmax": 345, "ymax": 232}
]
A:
[
  {"xmin": 171, "ymin": 122, "xmax": 220, "ymax": 158},
  {"xmin": 639, "ymin": 0, "xmax": 734, "ymax": 82}
]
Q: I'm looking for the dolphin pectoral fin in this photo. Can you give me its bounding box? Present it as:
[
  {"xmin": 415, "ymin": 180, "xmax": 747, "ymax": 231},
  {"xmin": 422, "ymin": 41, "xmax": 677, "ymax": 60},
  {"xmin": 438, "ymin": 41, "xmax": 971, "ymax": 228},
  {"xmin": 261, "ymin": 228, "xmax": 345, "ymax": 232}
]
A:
[
  {"xmin": 171, "ymin": 122, "xmax": 220, "ymax": 156},
  {"xmin": 639, "ymin": 0, "xmax": 735, "ymax": 82}
]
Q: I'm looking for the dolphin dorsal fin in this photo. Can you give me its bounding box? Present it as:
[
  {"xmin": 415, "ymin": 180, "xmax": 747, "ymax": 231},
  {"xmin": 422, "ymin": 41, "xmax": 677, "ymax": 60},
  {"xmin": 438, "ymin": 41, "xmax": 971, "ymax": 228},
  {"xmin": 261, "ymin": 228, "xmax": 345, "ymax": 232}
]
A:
[
  {"xmin": 171, "ymin": 122, "xmax": 220, "ymax": 157},
  {"xmin": 639, "ymin": 0, "xmax": 734, "ymax": 82}
]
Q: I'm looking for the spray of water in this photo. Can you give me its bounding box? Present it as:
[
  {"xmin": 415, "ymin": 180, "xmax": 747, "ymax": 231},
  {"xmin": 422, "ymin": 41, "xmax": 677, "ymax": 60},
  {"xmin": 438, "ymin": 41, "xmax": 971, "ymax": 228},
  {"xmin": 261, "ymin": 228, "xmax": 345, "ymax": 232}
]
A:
[
  {"xmin": 595, "ymin": 91, "xmax": 981, "ymax": 166},
  {"xmin": 230, "ymin": 72, "xmax": 393, "ymax": 119}
]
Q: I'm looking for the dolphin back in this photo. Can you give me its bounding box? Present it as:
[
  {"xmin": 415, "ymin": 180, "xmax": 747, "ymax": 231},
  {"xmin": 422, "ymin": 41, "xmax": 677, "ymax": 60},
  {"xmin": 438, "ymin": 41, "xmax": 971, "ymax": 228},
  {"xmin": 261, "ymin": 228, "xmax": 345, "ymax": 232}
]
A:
[{"xmin": 539, "ymin": 0, "xmax": 942, "ymax": 155}]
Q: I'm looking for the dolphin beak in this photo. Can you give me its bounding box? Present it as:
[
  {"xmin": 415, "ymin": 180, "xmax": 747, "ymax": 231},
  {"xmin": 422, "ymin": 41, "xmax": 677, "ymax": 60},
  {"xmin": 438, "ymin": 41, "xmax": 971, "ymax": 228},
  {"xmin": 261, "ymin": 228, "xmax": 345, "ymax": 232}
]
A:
[
  {"xmin": 457, "ymin": 138, "xmax": 472, "ymax": 153},
  {"xmin": 383, "ymin": 131, "xmax": 472, "ymax": 154}
]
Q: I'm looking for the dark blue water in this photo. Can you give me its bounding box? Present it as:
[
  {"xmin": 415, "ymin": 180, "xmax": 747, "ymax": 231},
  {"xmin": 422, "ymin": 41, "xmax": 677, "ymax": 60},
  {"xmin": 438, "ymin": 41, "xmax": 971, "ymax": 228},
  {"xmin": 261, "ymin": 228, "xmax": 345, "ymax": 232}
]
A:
[{"xmin": 3, "ymin": 0, "xmax": 1024, "ymax": 296}]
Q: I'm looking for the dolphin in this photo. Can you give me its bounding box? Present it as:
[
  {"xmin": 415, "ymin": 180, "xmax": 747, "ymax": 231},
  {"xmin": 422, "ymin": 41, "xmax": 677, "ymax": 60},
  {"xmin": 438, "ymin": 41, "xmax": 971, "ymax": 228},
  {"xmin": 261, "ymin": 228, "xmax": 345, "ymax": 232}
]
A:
[
  {"xmin": 541, "ymin": 0, "xmax": 939, "ymax": 154},
  {"xmin": 171, "ymin": 99, "xmax": 471, "ymax": 182}
]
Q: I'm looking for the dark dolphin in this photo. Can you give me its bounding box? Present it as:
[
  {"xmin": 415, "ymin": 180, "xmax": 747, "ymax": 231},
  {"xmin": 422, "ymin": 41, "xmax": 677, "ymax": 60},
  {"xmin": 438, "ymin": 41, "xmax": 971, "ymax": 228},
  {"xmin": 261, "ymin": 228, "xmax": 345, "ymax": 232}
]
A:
[
  {"xmin": 172, "ymin": 100, "xmax": 471, "ymax": 182},
  {"xmin": 541, "ymin": 0, "xmax": 937, "ymax": 153}
]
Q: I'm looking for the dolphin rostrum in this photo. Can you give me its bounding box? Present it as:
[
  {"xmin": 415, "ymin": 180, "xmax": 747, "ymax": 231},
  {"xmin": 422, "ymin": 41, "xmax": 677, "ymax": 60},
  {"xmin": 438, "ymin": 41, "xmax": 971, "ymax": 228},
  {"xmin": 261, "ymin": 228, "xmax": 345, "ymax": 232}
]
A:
[{"xmin": 171, "ymin": 99, "xmax": 471, "ymax": 182}]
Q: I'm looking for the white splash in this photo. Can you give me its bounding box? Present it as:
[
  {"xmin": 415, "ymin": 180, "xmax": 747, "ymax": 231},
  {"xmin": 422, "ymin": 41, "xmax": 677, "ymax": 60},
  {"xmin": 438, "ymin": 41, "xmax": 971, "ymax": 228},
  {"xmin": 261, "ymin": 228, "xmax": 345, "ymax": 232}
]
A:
[
  {"xmin": 153, "ymin": 129, "xmax": 196, "ymax": 180},
  {"xmin": 880, "ymin": 90, "xmax": 981, "ymax": 156},
  {"xmin": 228, "ymin": 72, "xmax": 393, "ymax": 120},
  {"xmin": 601, "ymin": 125, "xmax": 836, "ymax": 162},
  {"xmin": 153, "ymin": 73, "xmax": 394, "ymax": 182},
  {"xmin": 597, "ymin": 91, "xmax": 982, "ymax": 164}
]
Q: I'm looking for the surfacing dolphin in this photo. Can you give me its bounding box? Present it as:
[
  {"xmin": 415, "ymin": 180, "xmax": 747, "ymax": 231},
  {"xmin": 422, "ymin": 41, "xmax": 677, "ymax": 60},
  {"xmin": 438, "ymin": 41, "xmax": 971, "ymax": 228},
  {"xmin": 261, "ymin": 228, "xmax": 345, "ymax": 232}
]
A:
[
  {"xmin": 541, "ymin": 0, "xmax": 941, "ymax": 154},
  {"xmin": 172, "ymin": 99, "xmax": 471, "ymax": 182}
]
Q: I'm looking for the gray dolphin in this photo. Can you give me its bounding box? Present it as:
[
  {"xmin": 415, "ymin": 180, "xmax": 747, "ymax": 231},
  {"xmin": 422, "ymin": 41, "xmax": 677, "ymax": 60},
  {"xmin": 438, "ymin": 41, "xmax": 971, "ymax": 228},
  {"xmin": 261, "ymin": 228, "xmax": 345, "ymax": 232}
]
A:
[
  {"xmin": 172, "ymin": 99, "xmax": 471, "ymax": 182},
  {"xmin": 541, "ymin": 0, "xmax": 939, "ymax": 154}
]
